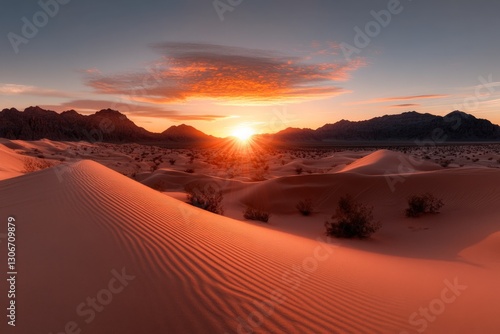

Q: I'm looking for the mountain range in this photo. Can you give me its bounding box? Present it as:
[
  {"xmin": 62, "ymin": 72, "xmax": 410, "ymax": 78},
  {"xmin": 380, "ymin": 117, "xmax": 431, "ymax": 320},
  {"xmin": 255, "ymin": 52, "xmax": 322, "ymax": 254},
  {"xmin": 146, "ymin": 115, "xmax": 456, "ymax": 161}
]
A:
[
  {"xmin": 1, "ymin": 107, "xmax": 499, "ymax": 145},
  {"xmin": 0, "ymin": 106, "xmax": 213, "ymax": 144},
  {"xmin": 272, "ymin": 111, "xmax": 500, "ymax": 143}
]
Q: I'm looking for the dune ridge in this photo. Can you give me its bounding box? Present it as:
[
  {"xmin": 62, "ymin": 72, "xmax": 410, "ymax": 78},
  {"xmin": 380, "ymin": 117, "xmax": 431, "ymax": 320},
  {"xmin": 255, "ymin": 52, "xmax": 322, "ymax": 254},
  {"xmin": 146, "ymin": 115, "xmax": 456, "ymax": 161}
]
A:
[{"xmin": 0, "ymin": 160, "xmax": 412, "ymax": 333}]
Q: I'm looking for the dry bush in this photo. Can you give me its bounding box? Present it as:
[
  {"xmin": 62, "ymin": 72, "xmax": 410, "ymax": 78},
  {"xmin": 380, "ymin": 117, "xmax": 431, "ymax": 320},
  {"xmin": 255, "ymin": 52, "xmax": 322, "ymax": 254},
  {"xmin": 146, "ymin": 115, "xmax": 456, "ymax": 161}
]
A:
[
  {"xmin": 405, "ymin": 193, "xmax": 444, "ymax": 217},
  {"xmin": 325, "ymin": 194, "xmax": 380, "ymax": 239},
  {"xmin": 185, "ymin": 183, "xmax": 224, "ymax": 215},
  {"xmin": 296, "ymin": 198, "xmax": 314, "ymax": 216},
  {"xmin": 243, "ymin": 206, "xmax": 270, "ymax": 223},
  {"xmin": 22, "ymin": 157, "xmax": 53, "ymax": 173}
]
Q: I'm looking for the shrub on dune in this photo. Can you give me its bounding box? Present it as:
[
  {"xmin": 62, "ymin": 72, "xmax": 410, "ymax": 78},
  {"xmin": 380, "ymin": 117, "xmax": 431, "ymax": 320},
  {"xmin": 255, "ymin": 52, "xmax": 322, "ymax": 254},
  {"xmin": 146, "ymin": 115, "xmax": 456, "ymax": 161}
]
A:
[
  {"xmin": 325, "ymin": 194, "xmax": 380, "ymax": 239},
  {"xmin": 296, "ymin": 198, "xmax": 314, "ymax": 216},
  {"xmin": 185, "ymin": 183, "xmax": 224, "ymax": 215},
  {"xmin": 243, "ymin": 206, "xmax": 270, "ymax": 223},
  {"xmin": 405, "ymin": 193, "xmax": 444, "ymax": 217}
]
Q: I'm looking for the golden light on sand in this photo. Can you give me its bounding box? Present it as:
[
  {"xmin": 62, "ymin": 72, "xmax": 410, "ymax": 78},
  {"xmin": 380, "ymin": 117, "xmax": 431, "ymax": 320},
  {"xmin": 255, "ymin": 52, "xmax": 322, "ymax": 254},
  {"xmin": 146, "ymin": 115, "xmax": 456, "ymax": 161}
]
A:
[{"xmin": 231, "ymin": 126, "xmax": 255, "ymax": 142}]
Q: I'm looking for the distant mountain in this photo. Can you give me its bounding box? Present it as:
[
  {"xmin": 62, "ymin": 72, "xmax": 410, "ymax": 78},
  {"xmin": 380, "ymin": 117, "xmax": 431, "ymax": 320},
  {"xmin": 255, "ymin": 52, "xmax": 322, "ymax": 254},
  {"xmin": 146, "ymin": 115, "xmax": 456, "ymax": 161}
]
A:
[
  {"xmin": 0, "ymin": 107, "xmax": 213, "ymax": 144},
  {"xmin": 1, "ymin": 107, "xmax": 499, "ymax": 145},
  {"xmin": 161, "ymin": 124, "xmax": 214, "ymax": 142},
  {"xmin": 273, "ymin": 111, "xmax": 500, "ymax": 142}
]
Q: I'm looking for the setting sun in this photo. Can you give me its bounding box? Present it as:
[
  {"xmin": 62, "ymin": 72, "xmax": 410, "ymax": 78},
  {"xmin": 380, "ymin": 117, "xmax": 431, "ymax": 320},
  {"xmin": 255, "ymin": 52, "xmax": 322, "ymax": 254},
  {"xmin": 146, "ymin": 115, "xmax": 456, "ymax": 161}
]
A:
[{"xmin": 231, "ymin": 126, "xmax": 255, "ymax": 141}]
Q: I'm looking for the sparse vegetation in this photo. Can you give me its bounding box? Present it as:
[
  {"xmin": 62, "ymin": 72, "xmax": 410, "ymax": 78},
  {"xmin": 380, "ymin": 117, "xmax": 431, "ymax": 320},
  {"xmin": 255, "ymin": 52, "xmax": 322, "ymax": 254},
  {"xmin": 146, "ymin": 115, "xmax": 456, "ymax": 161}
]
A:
[
  {"xmin": 150, "ymin": 181, "xmax": 166, "ymax": 192},
  {"xmin": 405, "ymin": 193, "xmax": 444, "ymax": 217},
  {"xmin": 243, "ymin": 206, "xmax": 270, "ymax": 223},
  {"xmin": 185, "ymin": 183, "xmax": 224, "ymax": 215},
  {"xmin": 184, "ymin": 168, "xmax": 195, "ymax": 173},
  {"xmin": 296, "ymin": 198, "xmax": 314, "ymax": 216},
  {"xmin": 325, "ymin": 194, "xmax": 380, "ymax": 238},
  {"xmin": 22, "ymin": 157, "xmax": 53, "ymax": 173},
  {"xmin": 169, "ymin": 158, "xmax": 176, "ymax": 165},
  {"xmin": 295, "ymin": 167, "xmax": 303, "ymax": 175}
]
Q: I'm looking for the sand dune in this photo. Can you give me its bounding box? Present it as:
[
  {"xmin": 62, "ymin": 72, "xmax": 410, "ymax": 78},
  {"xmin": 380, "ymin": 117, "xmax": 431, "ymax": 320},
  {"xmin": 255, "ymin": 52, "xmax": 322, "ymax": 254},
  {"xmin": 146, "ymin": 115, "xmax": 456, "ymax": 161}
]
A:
[
  {"xmin": 340, "ymin": 149, "xmax": 442, "ymax": 175},
  {"xmin": 0, "ymin": 160, "xmax": 412, "ymax": 333},
  {"xmin": 0, "ymin": 141, "xmax": 26, "ymax": 180},
  {"xmin": 1, "ymin": 144, "xmax": 499, "ymax": 333}
]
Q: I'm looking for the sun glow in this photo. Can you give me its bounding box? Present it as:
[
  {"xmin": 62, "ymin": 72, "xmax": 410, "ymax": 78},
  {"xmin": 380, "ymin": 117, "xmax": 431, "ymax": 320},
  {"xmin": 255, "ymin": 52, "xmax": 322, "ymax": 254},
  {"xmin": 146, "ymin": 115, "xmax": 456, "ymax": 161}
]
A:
[{"xmin": 231, "ymin": 126, "xmax": 255, "ymax": 142}]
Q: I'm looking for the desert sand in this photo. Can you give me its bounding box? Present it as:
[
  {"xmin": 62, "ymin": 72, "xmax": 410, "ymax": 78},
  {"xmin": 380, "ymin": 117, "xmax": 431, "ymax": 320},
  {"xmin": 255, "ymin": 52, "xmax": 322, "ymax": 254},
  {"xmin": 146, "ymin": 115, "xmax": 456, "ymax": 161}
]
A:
[{"xmin": 1, "ymin": 139, "xmax": 499, "ymax": 333}]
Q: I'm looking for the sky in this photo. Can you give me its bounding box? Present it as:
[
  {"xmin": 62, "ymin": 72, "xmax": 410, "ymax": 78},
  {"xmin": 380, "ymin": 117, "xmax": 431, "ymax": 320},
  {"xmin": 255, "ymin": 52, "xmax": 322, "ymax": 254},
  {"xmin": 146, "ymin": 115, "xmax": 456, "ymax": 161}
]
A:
[{"xmin": 1, "ymin": 0, "xmax": 500, "ymax": 137}]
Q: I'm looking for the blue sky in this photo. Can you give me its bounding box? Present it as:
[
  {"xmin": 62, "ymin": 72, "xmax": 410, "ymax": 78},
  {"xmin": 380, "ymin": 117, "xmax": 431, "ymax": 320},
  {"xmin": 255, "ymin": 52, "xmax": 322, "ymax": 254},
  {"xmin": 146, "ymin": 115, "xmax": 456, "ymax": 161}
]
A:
[{"xmin": 1, "ymin": 0, "xmax": 500, "ymax": 136}]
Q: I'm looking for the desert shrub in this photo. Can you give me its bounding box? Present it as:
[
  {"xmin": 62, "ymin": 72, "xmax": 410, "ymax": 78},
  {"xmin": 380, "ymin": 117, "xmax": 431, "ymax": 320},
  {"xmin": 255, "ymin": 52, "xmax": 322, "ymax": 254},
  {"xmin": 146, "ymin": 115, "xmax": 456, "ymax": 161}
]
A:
[
  {"xmin": 295, "ymin": 167, "xmax": 303, "ymax": 175},
  {"xmin": 185, "ymin": 183, "xmax": 224, "ymax": 215},
  {"xmin": 251, "ymin": 169, "xmax": 266, "ymax": 181},
  {"xmin": 22, "ymin": 157, "xmax": 53, "ymax": 173},
  {"xmin": 296, "ymin": 198, "xmax": 314, "ymax": 216},
  {"xmin": 325, "ymin": 194, "xmax": 380, "ymax": 239},
  {"xmin": 151, "ymin": 180, "xmax": 166, "ymax": 192},
  {"xmin": 243, "ymin": 206, "xmax": 270, "ymax": 223},
  {"xmin": 405, "ymin": 193, "xmax": 444, "ymax": 217},
  {"xmin": 440, "ymin": 159, "xmax": 452, "ymax": 167},
  {"xmin": 184, "ymin": 168, "xmax": 195, "ymax": 173},
  {"xmin": 169, "ymin": 158, "xmax": 176, "ymax": 165}
]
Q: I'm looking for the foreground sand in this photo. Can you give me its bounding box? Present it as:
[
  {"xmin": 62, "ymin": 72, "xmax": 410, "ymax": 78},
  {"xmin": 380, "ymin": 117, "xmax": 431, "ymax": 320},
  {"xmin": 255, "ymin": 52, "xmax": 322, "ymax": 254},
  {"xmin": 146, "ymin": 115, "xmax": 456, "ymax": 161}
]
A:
[{"xmin": 1, "ymin": 139, "xmax": 499, "ymax": 333}]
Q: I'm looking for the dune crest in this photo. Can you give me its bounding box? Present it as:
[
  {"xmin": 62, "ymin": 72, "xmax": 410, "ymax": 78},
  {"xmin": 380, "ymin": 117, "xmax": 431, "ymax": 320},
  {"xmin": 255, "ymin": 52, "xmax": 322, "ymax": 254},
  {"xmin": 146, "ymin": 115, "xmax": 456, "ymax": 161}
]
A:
[
  {"xmin": 0, "ymin": 160, "xmax": 412, "ymax": 333},
  {"xmin": 340, "ymin": 149, "xmax": 441, "ymax": 175}
]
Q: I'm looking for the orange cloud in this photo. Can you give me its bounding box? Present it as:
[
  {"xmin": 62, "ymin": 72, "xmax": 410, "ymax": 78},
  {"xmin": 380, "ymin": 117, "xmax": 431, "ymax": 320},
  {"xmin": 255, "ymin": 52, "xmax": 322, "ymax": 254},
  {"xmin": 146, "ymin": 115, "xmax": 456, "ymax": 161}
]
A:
[
  {"xmin": 349, "ymin": 94, "xmax": 449, "ymax": 105},
  {"xmin": 375, "ymin": 94, "xmax": 450, "ymax": 102},
  {"xmin": 390, "ymin": 103, "xmax": 421, "ymax": 108},
  {"xmin": 85, "ymin": 43, "xmax": 365, "ymax": 105},
  {"xmin": 310, "ymin": 40, "xmax": 341, "ymax": 56},
  {"xmin": 0, "ymin": 83, "xmax": 71, "ymax": 98}
]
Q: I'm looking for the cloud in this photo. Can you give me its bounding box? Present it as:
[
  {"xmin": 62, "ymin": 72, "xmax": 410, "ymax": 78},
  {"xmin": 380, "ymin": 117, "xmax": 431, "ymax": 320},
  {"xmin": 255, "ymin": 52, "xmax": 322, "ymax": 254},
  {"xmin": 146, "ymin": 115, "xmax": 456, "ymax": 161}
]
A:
[
  {"xmin": 390, "ymin": 103, "xmax": 421, "ymax": 108},
  {"xmin": 85, "ymin": 42, "xmax": 365, "ymax": 105},
  {"xmin": 375, "ymin": 94, "xmax": 450, "ymax": 102},
  {"xmin": 349, "ymin": 94, "xmax": 449, "ymax": 105},
  {"xmin": 0, "ymin": 83, "xmax": 72, "ymax": 98},
  {"xmin": 310, "ymin": 40, "xmax": 341, "ymax": 56},
  {"xmin": 40, "ymin": 99, "xmax": 228, "ymax": 121},
  {"xmin": 77, "ymin": 68, "xmax": 101, "ymax": 75}
]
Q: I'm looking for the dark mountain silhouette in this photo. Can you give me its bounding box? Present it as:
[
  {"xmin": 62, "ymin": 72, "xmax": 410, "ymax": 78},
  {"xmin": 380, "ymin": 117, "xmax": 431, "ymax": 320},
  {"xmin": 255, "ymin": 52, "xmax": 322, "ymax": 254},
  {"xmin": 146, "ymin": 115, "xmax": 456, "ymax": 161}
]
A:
[
  {"xmin": 272, "ymin": 111, "xmax": 500, "ymax": 142},
  {"xmin": 1, "ymin": 107, "xmax": 499, "ymax": 145},
  {"xmin": 161, "ymin": 124, "xmax": 212, "ymax": 142},
  {"xmin": 0, "ymin": 107, "xmax": 213, "ymax": 143}
]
